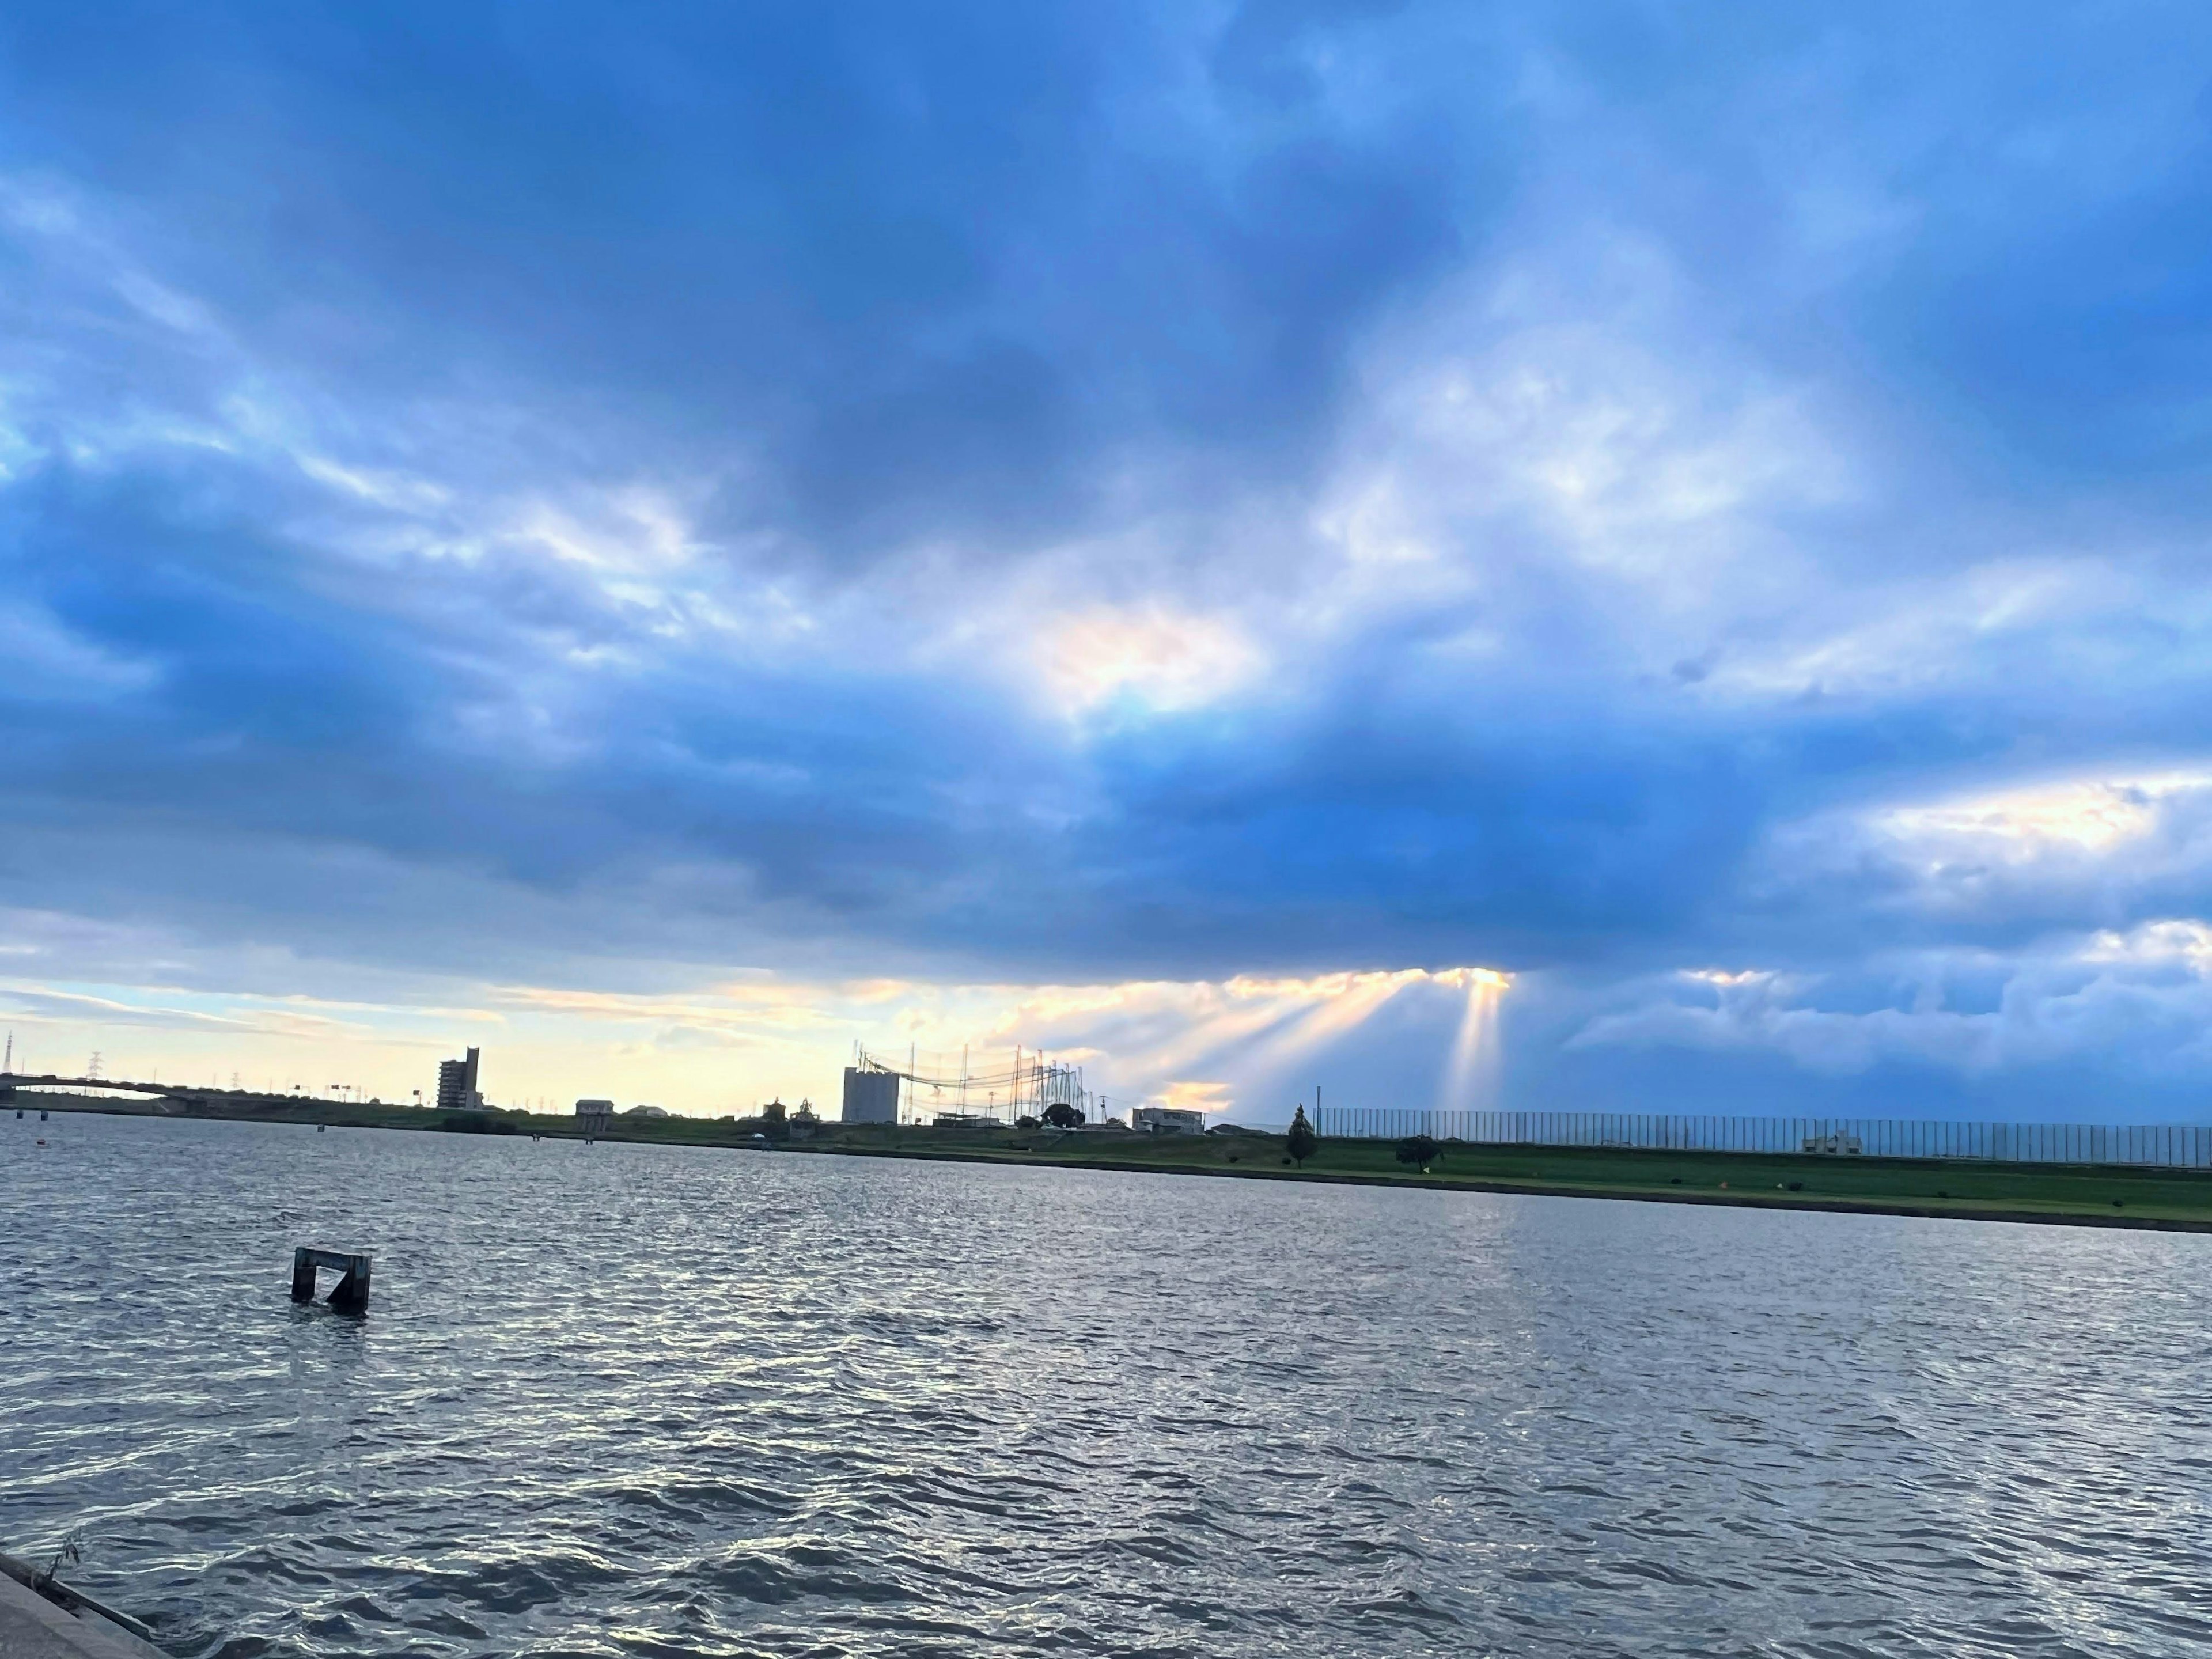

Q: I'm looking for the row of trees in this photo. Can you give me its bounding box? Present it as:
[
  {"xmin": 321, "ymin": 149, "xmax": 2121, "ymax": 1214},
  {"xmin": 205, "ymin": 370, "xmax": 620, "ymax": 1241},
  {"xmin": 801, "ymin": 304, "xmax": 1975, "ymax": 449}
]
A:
[
  {"xmin": 1014, "ymin": 1103, "xmax": 1087, "ymax": 1128},
  {"xmin": 1283, "ymin": 1106, "xmax": 1444, "ymax": 1174}
]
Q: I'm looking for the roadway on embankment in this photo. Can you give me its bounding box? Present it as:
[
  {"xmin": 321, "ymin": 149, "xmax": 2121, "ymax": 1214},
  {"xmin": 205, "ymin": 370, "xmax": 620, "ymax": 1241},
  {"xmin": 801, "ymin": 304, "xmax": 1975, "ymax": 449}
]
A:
[
  {"xmin": 815, "ymin": 1126, "xmax": 2212, "ymax": 1232},
  {"xmin": 18, "ymin": 1093, "xmax": 2212, "ymax": 1232}
]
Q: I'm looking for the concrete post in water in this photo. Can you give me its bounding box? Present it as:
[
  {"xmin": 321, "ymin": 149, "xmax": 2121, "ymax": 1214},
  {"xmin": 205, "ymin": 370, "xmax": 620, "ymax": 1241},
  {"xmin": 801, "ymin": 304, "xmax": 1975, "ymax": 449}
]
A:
[
  {"xmin": 0, "ymin": 1544, "xmax": 169, "ymax": 1658},
  {"xmin": 291, "ymin": 1247, "xmax": 373, "ymax": 1315}
]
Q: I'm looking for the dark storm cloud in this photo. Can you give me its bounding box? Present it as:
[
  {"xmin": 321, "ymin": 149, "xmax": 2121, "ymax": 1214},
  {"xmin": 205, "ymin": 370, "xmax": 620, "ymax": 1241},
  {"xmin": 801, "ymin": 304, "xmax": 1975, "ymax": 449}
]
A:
[{"xmin": 0, "ymin": 2, "xmax": 1483, "ymax": 563}]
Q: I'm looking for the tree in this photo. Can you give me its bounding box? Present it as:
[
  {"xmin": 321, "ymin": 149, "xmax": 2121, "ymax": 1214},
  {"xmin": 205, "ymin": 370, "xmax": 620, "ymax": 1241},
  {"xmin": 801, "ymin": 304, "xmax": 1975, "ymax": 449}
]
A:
[
  {"xmin": 1042, "ymin": 1101, "xmax": 1084, "ymax": 1130},
  {"xmin": 1395, "ymin": 1134, "xmax": 1441, "ymax": 1173},
  {"xmin": 1286, "ymin": 1105, "xmax": 1318, "ymax": 1167}
]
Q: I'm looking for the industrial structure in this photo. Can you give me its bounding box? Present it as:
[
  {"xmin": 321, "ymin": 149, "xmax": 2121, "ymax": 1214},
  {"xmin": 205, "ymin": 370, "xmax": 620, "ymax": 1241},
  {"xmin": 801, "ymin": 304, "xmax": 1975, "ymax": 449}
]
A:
[
  {"xmin": 435, "ymin": 1047, "xmax": 482, "ymax": 1111},
  {"xmin": 843, "ymin": 1043, "xmax": 1095, "ymax": 1127},
  {"xmin": 840, "ymin": 1066, "xmax": 900, "ymax": 1124}
]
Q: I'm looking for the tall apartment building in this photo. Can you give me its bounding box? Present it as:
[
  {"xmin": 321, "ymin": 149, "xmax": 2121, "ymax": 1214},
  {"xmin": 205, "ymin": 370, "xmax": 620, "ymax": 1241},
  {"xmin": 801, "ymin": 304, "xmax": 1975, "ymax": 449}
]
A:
[{"xmin": 435, "ymin": 1047, "xmax": 482, "ymax": 1111}]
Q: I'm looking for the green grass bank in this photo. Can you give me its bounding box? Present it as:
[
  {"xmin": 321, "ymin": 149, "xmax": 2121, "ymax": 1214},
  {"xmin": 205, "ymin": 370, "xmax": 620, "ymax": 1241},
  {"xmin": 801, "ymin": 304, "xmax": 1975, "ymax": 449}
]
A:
[{"xmin": 18, "ymin": 1089, "xmax": 2212, "ymax": 1232}]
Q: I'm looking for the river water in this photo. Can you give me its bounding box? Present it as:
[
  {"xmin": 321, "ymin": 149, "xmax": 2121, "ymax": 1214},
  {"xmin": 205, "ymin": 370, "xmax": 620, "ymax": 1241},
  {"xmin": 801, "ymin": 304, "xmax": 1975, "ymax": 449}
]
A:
[{"xmin": 2, "ymin": 1112, "xmax": 2207, "ymax": 1658}]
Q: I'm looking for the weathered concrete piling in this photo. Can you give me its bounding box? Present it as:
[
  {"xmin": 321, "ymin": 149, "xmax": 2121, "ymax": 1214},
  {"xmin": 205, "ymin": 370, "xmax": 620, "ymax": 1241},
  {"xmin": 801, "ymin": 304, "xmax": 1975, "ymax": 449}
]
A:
[
  {"xmin": 290, "ymin": 1247, "xmax": 372, "ymax": 1315},
  {"xmin": 0, "ymin": 1547, "xmax": 166, "ymax": 1658}
]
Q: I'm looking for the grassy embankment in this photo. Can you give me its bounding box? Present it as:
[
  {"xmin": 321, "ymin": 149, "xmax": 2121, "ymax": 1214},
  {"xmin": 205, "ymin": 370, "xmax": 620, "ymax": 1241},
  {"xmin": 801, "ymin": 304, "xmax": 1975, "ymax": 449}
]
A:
[{"xmin": 19, "ymin": 1089, "xmax": 2212, "ymax": 1231}]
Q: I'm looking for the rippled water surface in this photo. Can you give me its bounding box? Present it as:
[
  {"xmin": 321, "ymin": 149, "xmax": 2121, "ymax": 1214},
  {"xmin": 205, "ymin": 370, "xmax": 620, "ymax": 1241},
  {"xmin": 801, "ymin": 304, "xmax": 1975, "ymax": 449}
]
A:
[{"xmin": 4, "ymin": 1112, "xmax": 2209, "ymax": 1657}]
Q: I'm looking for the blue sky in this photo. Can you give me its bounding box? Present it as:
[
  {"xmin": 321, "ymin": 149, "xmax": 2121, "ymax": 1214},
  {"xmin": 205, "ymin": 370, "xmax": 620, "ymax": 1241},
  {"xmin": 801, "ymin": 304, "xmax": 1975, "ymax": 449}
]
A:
[{"xmin": 6, "ymin": 2, "xmax": 2212, "ymax": 1122}]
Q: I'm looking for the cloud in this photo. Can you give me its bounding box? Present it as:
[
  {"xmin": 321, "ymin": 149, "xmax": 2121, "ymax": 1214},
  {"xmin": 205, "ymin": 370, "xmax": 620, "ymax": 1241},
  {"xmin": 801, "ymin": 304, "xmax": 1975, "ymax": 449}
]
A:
[
  {"xmin": 1040, "ymin": 605, "xmax": 1266, "ymax": 719},
  {"xmin": 1751, "ymin": 767, "xmax": 2212, "ymax": 950},
  {"xmin": 6, "ymin": 5, "xmax": 2212, "ymax": 1117},
  {"xmin": 1565, "ymin": 921, "xmax": 2212, "ymax": 1084},
  {"xmin": 1157, "ymin": 1078, "xmax": 1233, "ymax": 1114},
  {"xmin": 0, "ymin": 907, "xmax": 1510, "ymax": 1120},
  {"xmin": 1873, "ymin": 771, "xmax": 2212, "ymax": 858}
]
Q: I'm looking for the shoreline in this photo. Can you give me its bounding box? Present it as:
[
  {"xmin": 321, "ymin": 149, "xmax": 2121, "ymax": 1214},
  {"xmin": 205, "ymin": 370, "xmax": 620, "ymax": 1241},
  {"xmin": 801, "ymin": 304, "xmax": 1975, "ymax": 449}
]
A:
[
  {"xmin": 819, "ymin": 1142, "xmax": 2212, "ymax": 1233},
  {"xmin": 18, "ymin": 1093, "xmax": 2212, "ymax": 1233}
]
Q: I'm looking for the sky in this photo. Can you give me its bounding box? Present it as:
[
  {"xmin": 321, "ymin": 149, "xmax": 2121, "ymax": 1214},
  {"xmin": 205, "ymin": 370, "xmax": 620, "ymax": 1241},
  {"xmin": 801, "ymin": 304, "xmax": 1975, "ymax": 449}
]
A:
[{"xmin": 6, "ymin": 2, "xmax": 2212, "ymax": 1124}]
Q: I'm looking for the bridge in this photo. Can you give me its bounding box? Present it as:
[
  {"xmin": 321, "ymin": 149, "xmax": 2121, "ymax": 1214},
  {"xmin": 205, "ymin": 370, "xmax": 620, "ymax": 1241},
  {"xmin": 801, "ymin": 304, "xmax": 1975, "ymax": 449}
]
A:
[{"xmin": 1, "ymin": 1072, "xmax": 209, "ymax": 1100}]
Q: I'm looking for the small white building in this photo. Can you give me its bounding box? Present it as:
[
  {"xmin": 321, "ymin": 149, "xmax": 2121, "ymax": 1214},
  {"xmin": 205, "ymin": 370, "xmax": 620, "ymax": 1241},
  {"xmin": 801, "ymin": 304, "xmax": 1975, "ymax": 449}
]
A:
[
  {"xmin": 624, "ymin": 1103, "xmax": 669, "ymax": 1119},
  {"xmin": 1132, "ymin": 1106, "xmax": 1205, "ymax": 1135}
]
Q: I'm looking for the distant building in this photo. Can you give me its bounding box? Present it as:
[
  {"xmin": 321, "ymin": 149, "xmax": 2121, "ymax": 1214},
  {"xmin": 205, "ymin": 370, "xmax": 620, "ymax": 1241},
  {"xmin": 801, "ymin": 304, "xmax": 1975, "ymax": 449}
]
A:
[
  {"xmin": 1132, "ymin": 1105, "xmax": 1205, "ymax": 1135},
  {"xmin": 933, "ymin": 1111, "xmax": 999, "ymax": 1128},
  {"xmin": 842, "ymin": 1065, "xmax": 900, "ymax": 1124},
  {"xmin": 435, "ymin": 1047, "xmax": 482, "ymax": 1111},
  {"xmin": 575, "ymin": 1098, "xmax": 615, "ymax": 1132},
  {"xmin": 624, "ymin": 1104, "xmax": 669, "ymax": 1119},
  {"xmin": 1803, "ymin": 1131, "xmax": 1863, "ymax": 1155}
]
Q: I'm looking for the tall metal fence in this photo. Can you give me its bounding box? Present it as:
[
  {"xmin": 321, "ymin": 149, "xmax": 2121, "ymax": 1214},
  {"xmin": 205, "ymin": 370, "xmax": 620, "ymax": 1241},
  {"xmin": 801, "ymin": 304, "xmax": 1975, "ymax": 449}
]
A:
[{"xmin": 1313, "ymin": 1107, "xmax": 2212, "ymax": 1170}]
